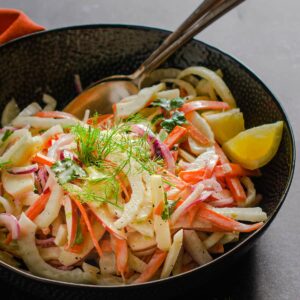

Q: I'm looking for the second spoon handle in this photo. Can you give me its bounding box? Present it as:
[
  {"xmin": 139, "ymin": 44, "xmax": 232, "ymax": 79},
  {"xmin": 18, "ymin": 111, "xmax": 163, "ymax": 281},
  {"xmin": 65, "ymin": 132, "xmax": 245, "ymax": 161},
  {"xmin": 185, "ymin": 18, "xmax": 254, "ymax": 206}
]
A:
[
  {"xmin": 132, "ymin": 0, "xmax": 245, "ymax": 81},
  {"xmin": 140, "ymin": 0, "xmax": 223, "ymax": 71}
]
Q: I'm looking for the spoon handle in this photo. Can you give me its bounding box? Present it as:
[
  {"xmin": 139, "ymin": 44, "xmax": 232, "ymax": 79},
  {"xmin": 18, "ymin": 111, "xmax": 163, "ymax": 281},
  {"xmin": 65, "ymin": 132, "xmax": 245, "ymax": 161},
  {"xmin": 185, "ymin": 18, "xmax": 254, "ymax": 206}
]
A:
[
  {"xmin": 138, "ymin": 0, "xmax": 222, "ymax": 71},
  {"xmin": 132, "ymin": 0, "xmax": 245, "ymax": 81}
]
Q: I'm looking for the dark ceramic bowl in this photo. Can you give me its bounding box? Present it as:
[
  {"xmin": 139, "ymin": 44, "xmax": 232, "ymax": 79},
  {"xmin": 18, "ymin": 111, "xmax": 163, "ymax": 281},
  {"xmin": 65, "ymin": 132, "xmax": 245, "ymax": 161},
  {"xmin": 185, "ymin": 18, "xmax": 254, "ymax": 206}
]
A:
[{"xmin": 0, "ymin": 25, "xmax": 295, "ymax": 299}]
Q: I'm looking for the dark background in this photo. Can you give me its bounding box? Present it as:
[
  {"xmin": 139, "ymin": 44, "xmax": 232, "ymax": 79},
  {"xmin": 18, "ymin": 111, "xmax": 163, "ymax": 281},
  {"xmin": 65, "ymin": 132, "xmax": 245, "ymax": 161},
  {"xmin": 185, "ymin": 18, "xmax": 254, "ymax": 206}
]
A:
[{"xmin": 0, "ymin": 1, "xmax": 299, "ymax": 299}]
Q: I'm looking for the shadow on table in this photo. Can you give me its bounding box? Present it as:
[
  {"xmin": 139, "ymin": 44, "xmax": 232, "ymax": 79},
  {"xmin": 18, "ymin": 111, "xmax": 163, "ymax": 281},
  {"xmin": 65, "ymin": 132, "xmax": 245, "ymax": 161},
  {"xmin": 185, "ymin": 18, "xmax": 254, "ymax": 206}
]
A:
[
  {"xmin": 1, "ymin": 248, "xmax": 258, "ymax": 300},
  {"xmin": 174, "ymin": 248, "xmax": 258, "ymax": 300}
]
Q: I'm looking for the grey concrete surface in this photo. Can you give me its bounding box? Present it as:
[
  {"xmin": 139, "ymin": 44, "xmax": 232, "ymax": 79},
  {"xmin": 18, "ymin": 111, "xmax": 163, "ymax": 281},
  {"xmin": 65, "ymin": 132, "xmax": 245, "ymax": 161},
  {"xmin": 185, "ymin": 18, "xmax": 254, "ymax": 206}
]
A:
[{"xmin": 0, "ymin": 0, "xmax": 299, "ymax": 299}]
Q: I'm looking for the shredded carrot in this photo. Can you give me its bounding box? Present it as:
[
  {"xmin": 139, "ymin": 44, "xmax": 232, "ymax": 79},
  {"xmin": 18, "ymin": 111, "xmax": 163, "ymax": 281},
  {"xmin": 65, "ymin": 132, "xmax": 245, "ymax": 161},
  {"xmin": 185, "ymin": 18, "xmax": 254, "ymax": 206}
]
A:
[
  {"xmin": 43, "ymin": 133, "xmax": 60, "ymax": 149},
  {"xmin": 32, "ymin": 153, "xmax": 55, "ymax": 167},
  {"xmin": 112, "ymin": 103, "xmax": 117, "ymax": 114},
  {"xmin": 209, "ymin": 243, "xmax": 224, "ymax": 254},
  {"xmin": 68, "ymin": 217, "xmax": 88, "ymax": 253},
  {"xmin": 154, "ymin": 201, "xmax": 164, "ymax": 216},
  {"xmin": 226, "ymin": 177, "xmax": 246, "ymax": 202},
  {"xmin": 196, "ymin": 202, "xmax": 263, "ymax": 232},
  {"xmin": 163, "ymin": 126, "xmax": 187, "ymax": 149},
  {"xmin": 180, "ymin": 100, "xmax": 230, "ymax": 114},
  {"xmin": 111, "ymin": 234, "xmax": 128, "ymax": 278},
  {"xmin": 179, "ymin": 154, "xmax": 218, "ymax": 183},
  {"xmin": 68, "ymin": 242, "xmax": 84, "ymax": 253},
  {"xmin": 35, "ymin": 111, "xmax": 75, "ymax": 119},
  {"xmin": 214, "ymin": 143, "xmax": 246, "ymax": 203},
  {"xmin": 178, "ymin": 185, "xmax": 193, "ymax": 201},
  {"xmin": 214, "ymin": 142, "xmax": 228, "ymax": 163},
  {"xmin": 87, "ymin": 114, "xmax": 114, "ymax": 127},
  {"xmin": 158, "ymin": 168, "xmax": 187, "ymax": 190},
  {"xmin": 26, "ymin": 190, "xmax": 51, "ymax": 220},
  {"xmin": 187, "ymin": 205, "xmax": 199, "ymax": 227},
  {"xmin": 175, "ymin": 199, "xmax": 184, "ymax": 209},
  {"xmin": 215, "ymin": 163, "xmax": 261, "ymax": 177},
  {"xmin": 134, "ymin": 249, "xmax": 167, "ymax": 283},
  {"xmin": 145, "ymin": 94, "xmax": 157, "ymax": 107},
  {"xmin": 204, "ymin": 155, "xmax": 219, "ymax": 179},
  {"xmin": 73, "ymin": 198, "xmax": 103, "ymax": 257},
  {"xmin": 210, "ymin": 189, "xmax": 232, "ymax": 200},
  {"xmin": 171, "ymin": 150, "xmax": 179, "ymax": 161},
  {"xmin": 100, "ymin": 239, "xmax": 113, "ymax": 253},
  {"xmin": 184, "ymin": 124, "xmax": 210, "ymax": 145},
  {"xmin": 178, "ymin": 168, "xmax": 206, "ymax": 183},
  {"xmin": 43, "ymin": 138, "xmax": 53, "ymax": 149}
]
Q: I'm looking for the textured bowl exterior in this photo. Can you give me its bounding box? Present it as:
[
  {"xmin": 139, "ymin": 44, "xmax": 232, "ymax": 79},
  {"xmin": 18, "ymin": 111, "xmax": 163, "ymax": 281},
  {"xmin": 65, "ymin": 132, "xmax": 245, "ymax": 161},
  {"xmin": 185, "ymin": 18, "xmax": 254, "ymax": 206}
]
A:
[{"xmin": 0, "ymin": 25, "xmax": 295, "ymax": 299}]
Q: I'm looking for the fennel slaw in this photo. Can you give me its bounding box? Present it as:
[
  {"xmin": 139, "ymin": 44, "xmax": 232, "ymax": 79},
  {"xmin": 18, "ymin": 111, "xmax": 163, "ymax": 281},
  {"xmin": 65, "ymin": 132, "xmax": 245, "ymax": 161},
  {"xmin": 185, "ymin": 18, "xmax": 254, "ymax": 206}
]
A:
[{"xmin": 0, "ymin": 66, "xmax": 273, "ymax": 285}]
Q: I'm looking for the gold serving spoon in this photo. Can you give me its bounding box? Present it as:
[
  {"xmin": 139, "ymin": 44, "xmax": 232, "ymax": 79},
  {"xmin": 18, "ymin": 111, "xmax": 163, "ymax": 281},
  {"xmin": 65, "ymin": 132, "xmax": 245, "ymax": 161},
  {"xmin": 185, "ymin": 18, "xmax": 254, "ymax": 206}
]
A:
[{"xmin": 64, "ymin": 0, "xmax": 245, "ymax": 118}]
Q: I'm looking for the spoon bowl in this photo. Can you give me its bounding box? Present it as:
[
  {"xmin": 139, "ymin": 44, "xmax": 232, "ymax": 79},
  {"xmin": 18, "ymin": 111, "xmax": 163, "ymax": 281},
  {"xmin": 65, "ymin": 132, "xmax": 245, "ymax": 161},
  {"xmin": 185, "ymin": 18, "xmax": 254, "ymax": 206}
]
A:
[{"xmin": 63, "ymin": 80, "xmax": 138, "ymax": 118}]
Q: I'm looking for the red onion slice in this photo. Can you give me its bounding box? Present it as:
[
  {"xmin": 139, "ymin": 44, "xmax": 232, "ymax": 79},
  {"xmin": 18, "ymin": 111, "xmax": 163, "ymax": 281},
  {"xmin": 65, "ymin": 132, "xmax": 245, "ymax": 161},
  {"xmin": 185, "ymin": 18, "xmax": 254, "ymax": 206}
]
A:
[
  {"xmin": 8, "ymin": 164, "xmax": 38, "ymax": 175},
  {"xmin": 37, "ymin": 166, "xmax": 48, "ymax": 190},
  {"xmin": 34, "ymin": 174, "xmax": 43, "ymax": 194},
  {"xmin": 131, "ymin": 124, "xmax": 155, "ymax": 156},
  {"xmin": 48, "ymin": 134, "xmax": 74, "ymax": 159},
  {"xmin": 0, "ymin": 213, "xmax": 20, "ymax": 240},
  {"xmin": 36, "ymin": 237, "xmax": 56, "ymax": 248},
  {"xmin": 208, "ymin": 197, "xmax": 235, "ymax": 207},
  {"xmin": 60, "ymin": 149, "xmax": 79, "ymax": 162},
  {"xmin": 48, "ymin": 259, "xmax": 75, "ymax": 270},
  {"xmin": 44, "ymin": 166, "xmax": 58, "ymax": 191},
  {"xmin": 182, "ymin": 190, "xmax": 213, "ymax": 214},
  {"xmin": 202, "ymin": 178, "xmax": 223, "ymax": 193},
  {"xmin": 131, "ymin": 124, "xmax": 175, "ymax": 173}
]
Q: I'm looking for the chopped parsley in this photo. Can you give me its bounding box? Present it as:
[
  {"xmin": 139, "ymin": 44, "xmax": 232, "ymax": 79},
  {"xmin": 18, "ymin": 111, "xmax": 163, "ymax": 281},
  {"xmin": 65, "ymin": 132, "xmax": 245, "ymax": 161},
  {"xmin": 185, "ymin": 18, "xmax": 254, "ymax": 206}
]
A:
[
  {"xmin": 161, "ymin": 111, "xmax": 187, "ymax": 132},
  {"xmin": 151, "ymin": 97, "xmax": 185, "ymax": 111},
  {"xmin": 161, "ymin": 197, "xmax": 181, "ymax": 221},
  {"xmin": 150, "ymin": 114, "xmax": 164, "ymax": 125},
  {"xmin": 161, "ymin": 194, "xmax": 170, "ymax": 221},
  {"xmin": 51, "ymin": 158, "xmax": 86, "ymax": 184},
  {"xmin": 74, "ymin": 219, "xmax": 84, "ymax": 245},
  {"xmin": 167, "ymin": 198, "xmax": 181, "ymax": 215},
  {"xmin": 170, "ymin": 97, "xmax": 185, "ymax": 110}
]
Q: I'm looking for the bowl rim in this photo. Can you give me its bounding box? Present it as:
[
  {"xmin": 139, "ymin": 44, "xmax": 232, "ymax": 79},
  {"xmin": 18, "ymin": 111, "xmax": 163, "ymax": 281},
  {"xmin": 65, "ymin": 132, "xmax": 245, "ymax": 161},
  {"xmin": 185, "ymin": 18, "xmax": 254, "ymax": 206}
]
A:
[{"xmin": 0, "ymin": 23, "xmax": 296, "ymax": 289}]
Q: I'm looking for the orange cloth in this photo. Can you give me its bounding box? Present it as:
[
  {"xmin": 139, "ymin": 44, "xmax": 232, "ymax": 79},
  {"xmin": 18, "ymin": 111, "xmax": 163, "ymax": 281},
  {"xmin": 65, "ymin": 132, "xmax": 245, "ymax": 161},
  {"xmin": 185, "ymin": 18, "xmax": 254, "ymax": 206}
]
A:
[{"xmin": 0, "ymin": 9, "xmax": 44, "ymax": 45}]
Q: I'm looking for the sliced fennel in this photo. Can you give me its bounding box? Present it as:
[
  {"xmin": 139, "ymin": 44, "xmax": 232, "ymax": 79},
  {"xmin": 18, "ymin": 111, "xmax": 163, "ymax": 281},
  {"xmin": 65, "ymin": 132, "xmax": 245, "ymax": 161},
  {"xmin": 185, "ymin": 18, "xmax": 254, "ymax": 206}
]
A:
[{"xmin": 18, "ymin": 213, "xmax": 96, "ymax": 283}]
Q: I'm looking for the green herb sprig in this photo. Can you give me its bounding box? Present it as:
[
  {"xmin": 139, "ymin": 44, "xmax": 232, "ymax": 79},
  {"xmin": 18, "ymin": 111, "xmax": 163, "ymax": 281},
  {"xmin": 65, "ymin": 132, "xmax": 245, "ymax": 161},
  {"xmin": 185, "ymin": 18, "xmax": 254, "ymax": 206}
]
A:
[
  {"xmin": 151, "ymin": 97, "xmax": 185, "ymax": 111},
  {"xmin": 63, "ymin": 183, "xmax": 122, "ymax": 209},
  {"xmin": 161, "ymin": 197, "xmax": 181, "ymax": 221},
  {"xmin": 1, "ymin": 130, "xmax": 13, "ymax": 142},
  {"xmin": 0, "ymin": 161, "xmax": 12, "ymax": 170},
  {"xmin": 71, "ymin": 115, "xmax": 162, "ymax": 176},
  {"xmin": 161, "ymin": 111, "xmax": 187, "ymax": 132}
]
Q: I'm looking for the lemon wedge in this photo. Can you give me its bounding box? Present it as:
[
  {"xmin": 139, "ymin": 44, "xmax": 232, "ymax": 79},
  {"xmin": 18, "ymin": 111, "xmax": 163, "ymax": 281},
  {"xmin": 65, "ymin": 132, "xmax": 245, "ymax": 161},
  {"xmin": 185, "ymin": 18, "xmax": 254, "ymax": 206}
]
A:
[
  {"xmin": 222, "ymin": 121, "xmax": 283, "ymax": 170},
  {"xmin": 204, "ymin": 109, "xmax": 245, "ymax": 144}
]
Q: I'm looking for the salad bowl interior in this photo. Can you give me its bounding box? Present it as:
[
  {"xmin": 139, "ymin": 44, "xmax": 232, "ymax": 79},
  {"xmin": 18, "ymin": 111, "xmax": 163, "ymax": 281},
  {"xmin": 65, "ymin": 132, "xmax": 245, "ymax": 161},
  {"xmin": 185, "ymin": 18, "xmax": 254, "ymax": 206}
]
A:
[{"xmin": 0, "ymin": 25, "xmax": 295, "ymax": 299}]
